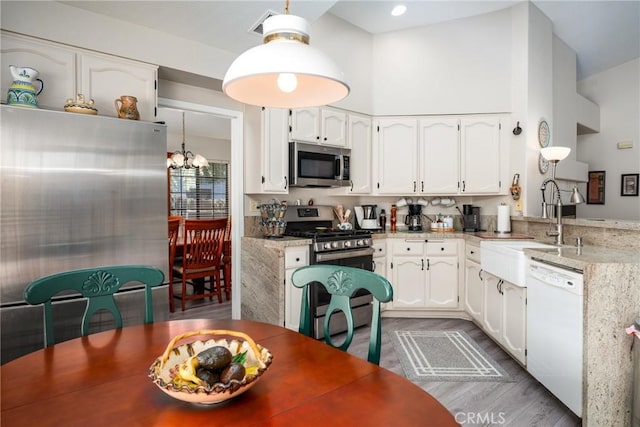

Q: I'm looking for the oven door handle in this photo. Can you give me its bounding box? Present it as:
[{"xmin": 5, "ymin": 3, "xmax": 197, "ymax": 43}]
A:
[{"xmin": 315, "ymin": 247, "xmax": 375, "ymax": 263}]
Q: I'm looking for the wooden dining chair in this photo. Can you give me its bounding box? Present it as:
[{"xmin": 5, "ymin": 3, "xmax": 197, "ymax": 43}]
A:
[
  {"xmin": 291, "ymin": 265, "xmax": 393, "ymax": 365},
  {"xmin": 24, "ymin": 265, "xmax": 165, "ymax": 347},
  {"xmin": 221, "ymin": 216, "xmax": 232, "ymax": 301},
  {"xmin": 167, "ymin": 216, "xmax": 182, "ymax": 312},
  {"xmin": 172, "ymin": 218, "xmax": 227, "ymax": 311}
]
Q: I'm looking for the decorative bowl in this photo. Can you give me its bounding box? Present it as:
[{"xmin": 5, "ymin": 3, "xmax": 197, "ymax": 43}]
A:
[{"xmin": 148, "ymin": 329, "xmax": 272, "ymax": 404}]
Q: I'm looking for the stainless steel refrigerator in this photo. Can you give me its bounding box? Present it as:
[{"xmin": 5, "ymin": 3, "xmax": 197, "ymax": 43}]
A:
[{"xmin": 0, "ymin": 105, "xmax": 169, "ymax": 363}]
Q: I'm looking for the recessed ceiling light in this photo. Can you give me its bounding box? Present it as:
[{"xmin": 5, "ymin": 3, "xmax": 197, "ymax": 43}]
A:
[{"xmin": 391, "ymin": 4, "xmax": 407, "ymax": 17}]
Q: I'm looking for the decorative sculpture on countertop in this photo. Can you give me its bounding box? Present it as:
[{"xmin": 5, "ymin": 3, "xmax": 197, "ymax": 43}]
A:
[{"xmin": 7, "ymin": 66, "xmax": 44, "ymax": 108}]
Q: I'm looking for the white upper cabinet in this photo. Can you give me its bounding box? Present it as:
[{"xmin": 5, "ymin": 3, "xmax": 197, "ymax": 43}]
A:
[
  {"xmin": 419, "ymin": 117, "xmax": 460, "ymax": 194},
  {"xmin": 1, "ymin": 32, "xmax": 158, "ymax": 121},
  {"xmin": 290, "ymin": 108, "xmax": 320, "ymax": 142},
  {"xmin": 346, "ymin": 112, "xmax": 372, "ymax": 194},
  {"xmin": 290, "ymin": 107, "xmax": 347, "ymax": 147},
  {"xmin": 1, "ymin": 33, "xmax": 76, "ymax": 110},
  {"xmin": 373, "ymin": 115, "xmax": 503, "ymax": 196},
  {"xmin": 78, "ymin": 53, "xmax": 157, "ymax": 121},
  {"xmin": 460, "ymin": 116, "xmax": 502, "ymax": 194},
  {"xmin": 244, "ymin": 106, "xmax": 289, "ymax": 194},
  {"xmin": 374, "ymin": 118, "xmax": 418, "ymax": 194}
]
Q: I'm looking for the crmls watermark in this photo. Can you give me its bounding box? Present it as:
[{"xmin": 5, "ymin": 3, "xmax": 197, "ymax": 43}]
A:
[{"xmin": 454, "ymin": 411, "xmax": 506, "ymax": 425}]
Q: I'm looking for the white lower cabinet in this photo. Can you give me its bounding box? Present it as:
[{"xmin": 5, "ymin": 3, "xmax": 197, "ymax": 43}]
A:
[
  {"xmin": 483, "ymin": 272, "xmax": 502, "ymax": 341},
  {"xmin": 284, "ymin": 246, "xmax": 309, "ymax": 332},
  {"xmin": 464, "ymin": 258, "xmax": 483, "ymax": 323},
  {"xmin": 501, "ymin": 281, "xmax": 527, "ymax": 365},
  {"xmin": 482, "ymin": 271, "xmax": 527, "ymax": 365},
  {"xmin": 389, "ymin": 239, "xmax": 459, "ymax": 310}
]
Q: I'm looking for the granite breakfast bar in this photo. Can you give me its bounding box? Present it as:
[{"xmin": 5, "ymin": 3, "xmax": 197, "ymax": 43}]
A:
[
  {"xmin": 240, "ymin": 236, "xmax": 311, "ymax": 327},
  {"xmin": 524, "ymin": 245, "xmax": 640, "ymax": 426}
]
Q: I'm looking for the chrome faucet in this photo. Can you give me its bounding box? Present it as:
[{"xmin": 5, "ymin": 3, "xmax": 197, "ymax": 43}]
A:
[{"xmin": 541, "ymin": 178, "xmax": 564, "ymax": 245}]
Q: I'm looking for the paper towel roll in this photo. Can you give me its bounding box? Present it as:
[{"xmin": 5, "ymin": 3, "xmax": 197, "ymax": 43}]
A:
[{"xmin": 497, "ymin": 205, "xmax": 511, "ymax": 233}]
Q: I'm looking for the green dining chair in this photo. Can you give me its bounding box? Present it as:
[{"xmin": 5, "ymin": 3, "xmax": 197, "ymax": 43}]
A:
[
  {"xmin": 24, "ymin": 265, "xmax": 165, "ymax": 347},
  {"xmin": 291, "ymin": 265, "xmax": 393, "ymax": 365}
]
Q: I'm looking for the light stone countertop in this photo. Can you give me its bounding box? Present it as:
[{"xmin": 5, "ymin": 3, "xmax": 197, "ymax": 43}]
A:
[{"xmin": 524, "ymin": 245, "xmax": 640, "ymax": 271}]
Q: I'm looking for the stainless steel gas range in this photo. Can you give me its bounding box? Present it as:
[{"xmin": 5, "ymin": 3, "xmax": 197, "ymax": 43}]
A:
[{"xmin": 284, "ymin": 206, "xmax": 375, "ymax": 339}]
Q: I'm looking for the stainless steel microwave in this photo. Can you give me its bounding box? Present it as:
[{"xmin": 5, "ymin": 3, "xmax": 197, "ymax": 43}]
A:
[{"xmin": 289, "ymin": 141, "xmax": 350, "ymax": 187}]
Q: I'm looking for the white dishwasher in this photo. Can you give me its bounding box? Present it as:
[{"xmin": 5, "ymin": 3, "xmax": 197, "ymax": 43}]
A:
[{"xmin": 526, "ymin": 259, "xmax": 584, "ymax": 417}]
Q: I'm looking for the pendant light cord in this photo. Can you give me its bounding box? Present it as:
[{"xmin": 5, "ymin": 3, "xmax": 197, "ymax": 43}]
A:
[
  {"xmin": 181, "ymin": 111, "xmax": 186, "ymax": 153},
  {"xmin": 285, "ymin": 0, "xmax": 289, "ymax": 14}
]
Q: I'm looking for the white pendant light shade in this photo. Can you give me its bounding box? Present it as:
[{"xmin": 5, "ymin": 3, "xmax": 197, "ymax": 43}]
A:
[
  {"xmin": 541, "ymin": 146, "xmax": 571, "ymax": 162},
  {"xmin": 223, "ymin": 14, "xmax": 350, "ymax": 108}
]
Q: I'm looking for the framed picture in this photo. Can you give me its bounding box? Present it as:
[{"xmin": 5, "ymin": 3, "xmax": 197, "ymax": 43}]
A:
[
  {"xmin": 621, "ymin": 173, "xmax": 639, "ymax": 196},
  {"xmin": 587, "ymin": 171, "xmax": 606, "ymax": 204}
]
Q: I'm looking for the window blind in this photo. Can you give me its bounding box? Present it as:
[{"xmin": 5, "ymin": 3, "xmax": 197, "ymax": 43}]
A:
[{"xmin": 169, "ymin": 163, "xmax": 229, "ymax": 219}]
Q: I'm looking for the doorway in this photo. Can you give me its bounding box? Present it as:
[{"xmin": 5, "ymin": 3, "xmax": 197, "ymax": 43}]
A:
[{"xmin": 158, "ymin": 98, "xmax": 244, "ymax": 318}]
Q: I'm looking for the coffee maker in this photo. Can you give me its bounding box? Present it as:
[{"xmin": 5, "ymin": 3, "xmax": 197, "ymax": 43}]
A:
[
  {"xmin": 404, "ymin": 204, "xmax": 423, "ymax": 231},
  {"xmin": 354, "ymin": 205, "xmax": 379, "ymax": 230},
  {"xmin": 462, "ymin": 204, "xmax": 481, "ymax": 232}
]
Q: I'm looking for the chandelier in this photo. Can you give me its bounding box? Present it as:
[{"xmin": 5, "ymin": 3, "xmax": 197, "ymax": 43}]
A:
[
  {"xmin": 222, "ymin": 0, "xmax": 349, "ymax": 108},
  {"xmin": 166, "ymin": 112, "xmax": 208, "ymax": 169}
]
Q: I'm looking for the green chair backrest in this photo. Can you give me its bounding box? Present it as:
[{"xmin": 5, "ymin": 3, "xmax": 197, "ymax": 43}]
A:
[
  {"xmin": 291, "ymin": 265, "xmax": 393, "ymax": 365},
  {"xmin": 24, "ymin": 265, "xmax": 165, "ymax": 347}
]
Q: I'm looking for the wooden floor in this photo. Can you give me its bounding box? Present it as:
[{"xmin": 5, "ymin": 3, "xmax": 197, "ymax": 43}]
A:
[{"xmin": 168, "ymin": 299, "xmax": 581, "ymax": 427}]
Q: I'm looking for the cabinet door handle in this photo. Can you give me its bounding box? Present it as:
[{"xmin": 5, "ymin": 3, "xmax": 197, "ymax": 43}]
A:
[
  {"xmin": 462, "ymin": 180, "xmax": 466, "ymax": 192},
  {"xmin": 350, "ymin": 180, "xmax": 353, "ymax": 191},
  {"xmin": 284, "ymin": 176, "xmax": 288, "ymax": 189},
  {"xmin": 478, "ymin": 269, "xmax": 483, "ymax": 280},
  {"xmin": 421, "ymin": 259, "xmax": 424, "ymax": 271},
  {"xmin": 426, "ymin": 259, "xmax": 430, "ymax": 270},
  {"xmin": 413, "ymin": 181, "xmax": 417, "ymax": 192},
  {"xmin": 295, "ymin": 257, "xmax": 300, "ymax": 262},
  {"xmin": 421, "ymin": 181, "xmax": 424, "ymax": 192},
  {"xmin": 372, "ymin": 260, "xmax": 377, "ymax": 271}
]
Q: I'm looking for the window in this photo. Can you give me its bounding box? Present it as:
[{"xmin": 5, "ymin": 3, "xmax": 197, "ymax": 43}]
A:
[{"xmin": 169, "ymin": 162, "xmax": 229, "ymax": 218}]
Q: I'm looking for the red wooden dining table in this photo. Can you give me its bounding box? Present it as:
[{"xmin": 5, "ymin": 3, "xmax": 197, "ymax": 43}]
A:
[{"xmin": 1, "ymin": 319, "xmax": 458, "ymax": 426}]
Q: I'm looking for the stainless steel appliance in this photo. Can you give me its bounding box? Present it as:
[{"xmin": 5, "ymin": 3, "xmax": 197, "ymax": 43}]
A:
[
  {"xmin": 354, "ymin": 204, "xmax": 379, "ymax": 230},
  {"xmin": 288, "ymin": 141, "xmax": 350, "ymax": 187},
  {"xmin": 404, "ymin": 204, "xmax": 423, "ymax": 231},
  {"xmin": 284, "ymin": 206, "xmax": 375, "ymax": 339},
  {"xmin": 0, "ymin": 105, "xmax": 168, "ymax": 363},
  {"xmin": 462, "ymin": 204, "xmax": 481, "ymax": 232}
]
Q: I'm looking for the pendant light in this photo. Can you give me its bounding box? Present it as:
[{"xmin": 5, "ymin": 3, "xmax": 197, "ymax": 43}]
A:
[
  {"xmin": 222, "ymin": 0, "xmax": 350, "ymax": 108},
  {"xmin": 167, "ymin": 112, "xmax": 208, "ymax": 169}
]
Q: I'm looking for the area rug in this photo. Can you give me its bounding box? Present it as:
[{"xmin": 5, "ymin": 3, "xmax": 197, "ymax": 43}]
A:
[{"xmin": 390, "ymin": 330, "xmax": 513, "ymax": 382}]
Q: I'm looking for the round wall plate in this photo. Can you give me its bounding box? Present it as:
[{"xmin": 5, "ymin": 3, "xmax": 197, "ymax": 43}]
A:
[
  {"xmin": 538, "ymin": 152, "xmax": 549, "ymax": 174},
  {"xmin": 538, "ymin": 120, "xmax": 550, "ymax": 148}
]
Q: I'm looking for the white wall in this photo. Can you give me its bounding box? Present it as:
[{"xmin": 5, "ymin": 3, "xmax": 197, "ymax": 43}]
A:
[
  {"xmin": 576, "ymin": 58, "xmax": 640, "ymax": 220},
  {"xmin": 552, "ymin": 36, "xmax": 588, "ymax": 184},
  {"xmin": 371, "ymin": 8, "xmax": 512, "ymax": 116},
  {"xmin": 312, "ymin": 13, "xmax": 373, "ymax": 114}
]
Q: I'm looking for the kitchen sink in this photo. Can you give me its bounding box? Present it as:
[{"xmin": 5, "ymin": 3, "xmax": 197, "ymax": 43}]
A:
[{"xmin": 480, "ymin": 240, "xmax": 557, "ymax": 286}]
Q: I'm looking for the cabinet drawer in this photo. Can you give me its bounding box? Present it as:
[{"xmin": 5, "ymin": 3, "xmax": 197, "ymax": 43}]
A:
[
  {"xmin": 465, "ymin": 243, "xmax": 481, "ymax": 263},
  {"xmin": 426, "ymin": 240, "xmax": 457, "ymax": 256},
  {"xmin": 285, "ymin": 247, "xmax": 309, "ymax": 268},
  {"xmin": 392, "ymin": 239, "xmax": 425, "ymax": 256},
  {"xmin": 372, "ymin": 240, "xmax": 386, "ymax": 257}
]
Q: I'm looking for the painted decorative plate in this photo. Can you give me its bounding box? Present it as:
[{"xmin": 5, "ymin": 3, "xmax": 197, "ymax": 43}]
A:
[
  {"xmin": 538, "ymin": 120, "xmax": 550, "ymax": 148},
  {"xmin": 538, "ymin": 152, "xmax": 549, "ymax": 174}
]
